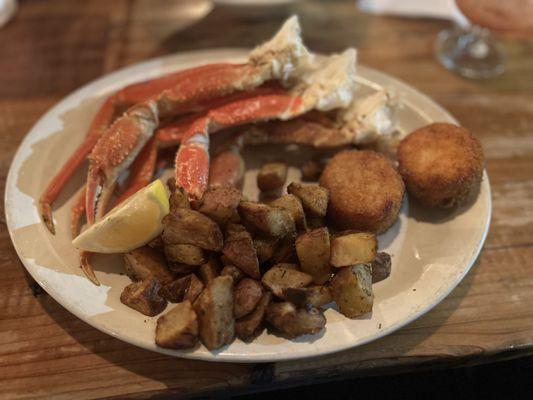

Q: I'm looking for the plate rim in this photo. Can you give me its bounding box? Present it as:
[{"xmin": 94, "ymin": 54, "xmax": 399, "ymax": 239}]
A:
[{"xmin": 5, "ymin": 48, "xmax": 492, "ymax": 363}]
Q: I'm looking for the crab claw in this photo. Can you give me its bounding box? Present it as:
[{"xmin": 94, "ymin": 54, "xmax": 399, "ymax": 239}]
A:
[
  {"xmin": 80, "ymin": 251, "xmax": 100, "ymax": 286},
  {"xmin": 86, "ymin": 102, "xmax": 158, "ymax": 223}
]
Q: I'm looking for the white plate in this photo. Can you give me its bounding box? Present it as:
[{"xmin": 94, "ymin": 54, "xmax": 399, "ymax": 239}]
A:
[{"xmin": 5, "ymin": 49, "xmax": 491, "ymax": 363}]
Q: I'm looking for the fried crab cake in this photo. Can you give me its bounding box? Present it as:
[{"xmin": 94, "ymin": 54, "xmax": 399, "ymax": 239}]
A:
[
  {"xmin": 397, "ymin": 123, "xmax": 484, "ymax": 208},
  {"xmin": 320, "ymin": 150, "xmax": 404, "ymax": 233}
]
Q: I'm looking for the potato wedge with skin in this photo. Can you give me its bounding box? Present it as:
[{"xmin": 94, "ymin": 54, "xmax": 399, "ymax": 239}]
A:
[
  {"xmin": 330, "ymin": 264, "xmax": 374, "ymax": 318},
  {"xmin": 307, "ymin": 217, "xmax": 326, "ymax": 230},
  {"xmin": 283, "ymin": 286, "xmax": 332, "ymax": 308},
  {"xmin": 169, "ymin": 187, "xmax": 190, "ymax": 212},
  {"xmin": 199, "ymin": 258, "xmax": 222, "ymax": 285},
  {"xmin": 295, "ymin": 228, "xmax": 331, "ymax": 284},
  {"xmin": 156, "ymin": 300, "xmax": 198, "ymax": 349},
  {"xmin": 253, "ymin": 236, "xmax": 279, "ymax": 264},
  {"xmin": 235, "ymin": 292, "xmax": 272, "ymax": 341},
  {"xmin": 330, "ymin": 232, "xmax": 377, "ymax": 268},
  {"xmin": 261, "ymin": 265, "xmax": 313, "ymax": 298},
  {"xmin": 222, "ymin": 229, "xmax": 260, "ymax": 279},
  {"xmin": 220, "ymin": 265, "xmax": 245, "ymax": 283},
  {"xmin": 159, "ymin": 274, "xmax": 204, "ymax": 303},
  {"xmin": 193, "ymin": 276, "xmax": 235, "ymax": 350},
  {"xmin": 168, "ymin": 263, "xmax": 197, "ymax": 277},
  {"xmin": 123, "ymin": 246, "xmax": 174, "ymax": 284},
  {"xmin": 120, "ymin": 278, "xmax": 167, "ymax": 316},
  {"xmin": 148, "ymin": 236, "xmax": 164, "ymax": 250},
  {"xmin": 194, "ymin": 185, "xmax": 242, "ymax": 226},
  {"xmin": 270, "ymin": 194, "xmax": 307, "ymax": 230},
  {"xmin": 269, "ymin": 235, "xmax": 297, "ymax": 264},
  {"xmin": 257, "ymin": 162, "xmax": 288, "ymax": 191},
  {"xmin": 162, "ymin": 209, "xmax": 223, "ymax": 251},
  {"xmin": 372, "ymin": 252, "xmax": 392, "ymax": 283},
  {"xmin": 301, "ymin": 160, "xmax": 324, "ymax": 182},
  {"xmin": 266, "ymin": 302, "xmax": 326, "ymax": 338},
  {"xmin": 164, "ymin": 243, "xmax": 206, "ymax": 266},
  {"xmin": 287, "ymin": 182, "xmax": 329, "ymax": 218},
  {"xmin": 234, "ymin": 278, "xmax": 263, "ymax": 319},
  {"xmin": 239, "ymin": 201, "xmax": 295, "ymax": 237}
]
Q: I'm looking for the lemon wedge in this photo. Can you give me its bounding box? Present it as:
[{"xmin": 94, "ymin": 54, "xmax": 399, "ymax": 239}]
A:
[{"xmin": 72, "ymin": 179, "xmax": 169, "ymax": 253}]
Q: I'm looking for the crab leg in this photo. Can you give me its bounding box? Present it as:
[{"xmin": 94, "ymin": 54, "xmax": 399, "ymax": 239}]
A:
[
  {"xmin": 85, "ymin": 16, "xmax": 311, "ymax": 223},
  {"xmin": 175, "ymin": 91, "xmax": 304, "ymax": 198},
  {"xmin": 115, "ymin": 137, "xmax": 159, "ymax": 205},
  {"xmin": 39, "ymin": 63, "xmax": 236, "ymax": 234}
]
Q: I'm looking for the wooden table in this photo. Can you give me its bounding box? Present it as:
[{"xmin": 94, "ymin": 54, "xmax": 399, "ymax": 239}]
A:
[{"xmin": 1, "ymin": 1, "xmax": 533, "ymax": 398}]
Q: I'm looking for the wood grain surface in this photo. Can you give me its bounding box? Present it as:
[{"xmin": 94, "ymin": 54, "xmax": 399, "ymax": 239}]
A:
[{"xmin": 1, "ymin": 1, "xmax": 533, "ymax": 399}]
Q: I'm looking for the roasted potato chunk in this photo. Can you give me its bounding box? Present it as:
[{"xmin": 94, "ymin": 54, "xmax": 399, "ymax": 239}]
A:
[
  {"xmin": 169, "ymin": 187, "xmax": 190, "ymax": 212},
  {"xmin": 253, "ymin": 236, "xmax": 279, "ymax": 264},
  {"xmin": 330, "ymin": 232, "xmax": 377, "ymax": 267},
  {"xmin": 164, "ymin": 243, "xmax": 206, "ymax": 266},
  {"xmin": 194, "ymin": 185, "xmax": 241, "ymax": 226},
  {"xmin": 162, "ymin": 209, "xmax": 223, "ymax": 251},
  {"xmin": 222, "ymin": 228, "xmax": 260, "ymax": 279},
  {"xmin": 287, "ymin": 182, "xmax": 329, "ymax": 218},
  {"xmin": 266, "ymin": 302, "xmax": 326, "ymax": 338},
  {"xmin": 283, "ymin": 286, "xmax": 332, "ymax": 308},
  {"xmin": 235, "ymin": 292, "xmax": 272, "ymax": 341},
  {"xmin": 168, "ymin": 263, "xmax": 197, "ymax": 276},
  {"xmin": 269, "ymin": 235, "xmax": 297, "ymax": 264},
  {"xmin": 234, "ymin": 278, "xmax": 263, "ymax": 319},
  {"xmin": 295, "ymin": 228, "xmax": 331, "ymax": 284},
  {"xmin": 159, "ymin": 274, "xmax": 204, "ymax": 303},
  {"xmin": 199, "ymin": 258, "xmax": 222, "ymax": 285},
  {"xmin": 330, "ymin": 264, "xmax": 374, "ymax": 318},
  {"xmin": 148, "ymin": 236, "xmax": 164, "ymax": 250},
  {"xmin": 193, "ymin": 276, "xmax": 235, "ymax": 350},
  {"xmin": 307, "ymin": 217, "xmax": 326, "ymax": 230},
  {"xmin": 221, "ymin": 265, "xmax": 245, "ymax": 283},
  {"xmin": 261, "ymin": 264, "xmax": 313, "ymax": 298},
  {"xmin": 372, "ymin": 252, "xmax": 392, "ymax": 283},
  {"xmin": 156, "ymin": 300, "xmax": 198, "ymax": 349},
  {"xmin": 257, "ymin": 162, "xmax": 288, "ymax": 191},
  {"xmin": 239, "ymin": 201, "xmax": 295, "ymax": 237},
  {"xmin": 270, "ymin": 194, "xmax": 307, "ymax": 230},
  {"xmin": 123, "ymin": 246, "xmax": 174, "ymax": 284},
  {"xmin": 301, "ymin": 160, "xmax": 324, "ymax": 182},
  {"xmin": 120, "ymin": 278, "xmax": 167, "ymax": 316}
]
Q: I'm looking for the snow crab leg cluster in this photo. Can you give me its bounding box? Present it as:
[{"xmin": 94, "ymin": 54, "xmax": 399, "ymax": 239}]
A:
[{"xmin": 39, "ymin": 16, "xmax": 396, "ymax": 285}]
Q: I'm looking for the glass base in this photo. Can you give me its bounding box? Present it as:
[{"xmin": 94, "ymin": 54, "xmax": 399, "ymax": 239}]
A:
[{"xmin": 435, "ymin": 26, "xmax": 505, "ymax": 79}]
